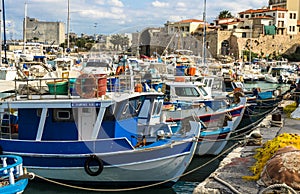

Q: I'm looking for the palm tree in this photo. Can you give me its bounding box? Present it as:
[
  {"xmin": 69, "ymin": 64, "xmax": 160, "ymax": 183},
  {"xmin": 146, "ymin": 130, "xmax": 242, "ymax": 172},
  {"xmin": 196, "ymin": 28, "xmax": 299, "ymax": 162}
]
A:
[{"xmin": 218, "ymin": 10, "xmax": 233, "ymax": 19}]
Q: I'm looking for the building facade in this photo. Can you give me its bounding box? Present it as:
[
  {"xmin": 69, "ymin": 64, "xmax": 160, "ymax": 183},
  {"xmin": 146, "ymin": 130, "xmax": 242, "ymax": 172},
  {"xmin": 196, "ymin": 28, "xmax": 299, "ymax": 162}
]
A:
[
  {"xmin": 269, "ymin": 0, "xmax": 300, "ymax": 20},
  {"xmin": 24, "ymin": 17, "xmax": 65, "ymax": 45}
]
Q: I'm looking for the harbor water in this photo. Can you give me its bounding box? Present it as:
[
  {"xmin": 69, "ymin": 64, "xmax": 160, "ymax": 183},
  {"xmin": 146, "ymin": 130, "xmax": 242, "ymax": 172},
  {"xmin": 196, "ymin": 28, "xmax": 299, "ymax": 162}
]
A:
[{"xmin": 22, "ymin": 81, "xmax": 288, "ymax": 193}]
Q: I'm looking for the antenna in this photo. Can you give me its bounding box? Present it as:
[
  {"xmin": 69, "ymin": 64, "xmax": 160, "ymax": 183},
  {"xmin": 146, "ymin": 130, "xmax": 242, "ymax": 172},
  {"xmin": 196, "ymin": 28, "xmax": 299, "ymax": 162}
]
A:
[
  {"xmin": 2, "ymin": 0, "xmax": 7, "ymax": 64},
  {"xmin": 67, "ymin": 0, "xmax": 70, "ymax": 50},
  {"xmin": 23, "ymin": 2, "xmax": 27, "ymax": 49},
  {"xmin": 202, "ymin": 0, "xmax": 206, "ymax": 66}
]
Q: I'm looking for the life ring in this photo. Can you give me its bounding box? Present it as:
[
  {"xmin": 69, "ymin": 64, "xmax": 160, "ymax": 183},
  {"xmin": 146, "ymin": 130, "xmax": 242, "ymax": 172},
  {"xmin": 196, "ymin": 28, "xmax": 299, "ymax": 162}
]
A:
[
  {"xmin": 75, "ymin": 74, "xmax": 96, "ymax": 98},
  {"xmin": 84, "ymin": 155, "xmax": 103, "ymax": 176}
]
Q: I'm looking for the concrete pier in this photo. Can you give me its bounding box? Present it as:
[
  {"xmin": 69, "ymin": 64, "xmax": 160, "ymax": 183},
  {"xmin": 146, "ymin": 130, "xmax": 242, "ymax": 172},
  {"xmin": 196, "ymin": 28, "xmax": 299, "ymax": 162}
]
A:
[{"xmin": 193, "ymin": 100, "xmax": 299, "ymax": 194}]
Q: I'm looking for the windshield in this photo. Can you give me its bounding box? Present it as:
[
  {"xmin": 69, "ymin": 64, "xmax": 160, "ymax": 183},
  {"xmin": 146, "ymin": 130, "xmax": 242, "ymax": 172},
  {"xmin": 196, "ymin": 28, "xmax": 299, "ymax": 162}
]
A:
[{"xmin": 86, "ymin": 62, "xmax": 109, "ymax": 68}]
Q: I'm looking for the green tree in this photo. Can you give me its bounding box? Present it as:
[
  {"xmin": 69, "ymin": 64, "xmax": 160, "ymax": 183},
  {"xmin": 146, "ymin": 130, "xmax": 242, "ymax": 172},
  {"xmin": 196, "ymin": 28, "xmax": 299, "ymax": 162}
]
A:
[{"xmin": 218, "ymin": 10, "xmax": 233, "ymax": 19}]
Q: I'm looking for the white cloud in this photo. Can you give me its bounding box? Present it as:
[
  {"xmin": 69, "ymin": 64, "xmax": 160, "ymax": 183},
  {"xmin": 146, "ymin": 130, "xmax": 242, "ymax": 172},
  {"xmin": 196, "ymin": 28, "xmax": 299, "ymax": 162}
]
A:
[
  {"xmin": 176, "ymin": 2, "xmax": 186, "ymax": 8},
  {"xmin": 108, "ymin": 0, "xmax": 124, "ymax": 7},
  {"xmin": 152, "ymin": 1, "xmax": 169, "ymax": 8}
]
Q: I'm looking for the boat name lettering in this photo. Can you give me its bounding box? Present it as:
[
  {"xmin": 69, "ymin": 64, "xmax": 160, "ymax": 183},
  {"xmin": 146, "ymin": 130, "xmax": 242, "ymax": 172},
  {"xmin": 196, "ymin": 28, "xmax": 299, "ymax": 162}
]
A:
[{"xmin": 71, "ymin": 102, "xmax": 101, "ymax": 107}]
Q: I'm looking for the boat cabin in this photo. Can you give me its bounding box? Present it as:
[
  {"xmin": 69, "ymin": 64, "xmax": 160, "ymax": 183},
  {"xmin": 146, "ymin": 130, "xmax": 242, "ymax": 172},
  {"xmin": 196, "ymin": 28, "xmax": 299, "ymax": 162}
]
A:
[{"xmin": 161, "ymin": 81, "xmax": 211, "ymax": 102}]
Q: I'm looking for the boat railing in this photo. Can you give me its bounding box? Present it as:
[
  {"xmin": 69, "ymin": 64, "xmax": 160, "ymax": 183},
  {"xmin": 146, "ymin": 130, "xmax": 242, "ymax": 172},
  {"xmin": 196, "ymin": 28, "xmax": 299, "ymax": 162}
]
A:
[
  {"xmin": 0, "ymin": 155, "xmax": 25, "ymax": 185},
  {"xmin": 11, "ymin": 74, "xmax": 143, "ymax": 101}
]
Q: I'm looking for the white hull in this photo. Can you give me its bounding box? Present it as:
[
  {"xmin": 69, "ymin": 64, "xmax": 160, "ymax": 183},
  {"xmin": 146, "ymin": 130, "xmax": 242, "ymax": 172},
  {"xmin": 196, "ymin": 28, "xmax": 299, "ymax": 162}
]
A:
[{"xmin": 27, "ymin": 151, "xmax": 193, "ymax": 184}]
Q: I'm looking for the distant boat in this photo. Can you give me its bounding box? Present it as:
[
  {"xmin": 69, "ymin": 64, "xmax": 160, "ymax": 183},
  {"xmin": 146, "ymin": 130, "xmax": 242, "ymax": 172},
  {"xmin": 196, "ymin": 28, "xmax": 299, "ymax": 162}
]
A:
[{"xmin": 0, "ymin": 154, "xmax": 34, "ymax": 194}]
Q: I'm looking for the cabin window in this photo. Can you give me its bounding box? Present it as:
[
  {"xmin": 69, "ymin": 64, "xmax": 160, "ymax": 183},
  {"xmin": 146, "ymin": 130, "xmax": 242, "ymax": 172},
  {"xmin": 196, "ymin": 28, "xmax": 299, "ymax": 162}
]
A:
[
  {"xmin": 152, "ymin": 101, "xmax": 158, "ymax": 115},
  {"xmin": 198, "ymin": 86, "xmax": 209, "ymax": 97},
  {"xmin": 122, "ymin": 103, "xmax": 129, "ymax": 114},
  {"xmin": 156, "ymin": 101, "xmax": 163, "ymax": 115},
  {"xmin": 175, "ymin": 87, "xmax": 200, "ymax": 97},
  {"xmin": 37, "ymin": 109, "xmax": 49, "ymax": 117},
  {"xmin": 53, "ymin": 109, "xmax": 74, "ymax": 122},
  {"xmin": 139, "ymin": 99, "xmax": 151, "ymax": 118},
  {"xmin": 57, "ymin": 111, "xmax": 70, "ymax": 119},
  {"xmin": 136, "ymin": 101, "xmax": 142, "ymax": 112}
]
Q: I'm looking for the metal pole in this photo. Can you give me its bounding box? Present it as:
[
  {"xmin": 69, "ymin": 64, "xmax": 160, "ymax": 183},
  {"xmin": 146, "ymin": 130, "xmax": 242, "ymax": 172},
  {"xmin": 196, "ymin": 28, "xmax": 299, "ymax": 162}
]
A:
[
  {"xmin": 202, "ymin": 0, "xmax": 206, "ymax": 66},
  {"xmin": 2, "ymin": 0, "xmax": 7, "ymax": 64},
  {"xmin": 0, "ymin": 0, "xmax": 2, "ymax": 66},
  {"xmin": 67, "ymin": 0, "xmax": 70, "ymax": 50},
  {"xmin": 23, "ymin": 2, "xmax": 27, "ymax": 51}
]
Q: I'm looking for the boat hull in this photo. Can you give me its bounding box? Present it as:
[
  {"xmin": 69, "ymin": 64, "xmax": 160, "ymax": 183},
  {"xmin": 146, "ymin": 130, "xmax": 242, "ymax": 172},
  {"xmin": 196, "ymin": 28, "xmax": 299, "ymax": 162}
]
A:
[{"xmin": 0, "ymin": 138, "xmax": 196, "ymax": 186}]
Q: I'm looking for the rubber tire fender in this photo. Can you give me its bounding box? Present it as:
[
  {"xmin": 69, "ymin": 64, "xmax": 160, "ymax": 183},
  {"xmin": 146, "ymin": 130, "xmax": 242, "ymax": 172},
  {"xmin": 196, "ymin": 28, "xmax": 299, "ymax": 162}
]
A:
[{"xmin": 84, "ymin": 155, "xmax": 103, "ymax": 176}]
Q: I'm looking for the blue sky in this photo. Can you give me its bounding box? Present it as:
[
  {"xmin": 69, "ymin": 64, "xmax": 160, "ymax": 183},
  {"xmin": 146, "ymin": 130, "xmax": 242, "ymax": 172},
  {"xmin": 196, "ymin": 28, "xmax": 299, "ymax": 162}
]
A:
[{"xmin": 4, "ymin": 0, "xmax": 268, "ymax": 40}]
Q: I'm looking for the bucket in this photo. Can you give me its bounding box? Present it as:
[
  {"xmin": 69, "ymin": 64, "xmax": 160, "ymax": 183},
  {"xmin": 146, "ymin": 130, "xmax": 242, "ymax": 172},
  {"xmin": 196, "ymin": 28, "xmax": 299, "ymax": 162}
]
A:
[
  {"xmin": 46, "ymin": 80, "xmax": 68, "ymax": 95},
  {"xmin": 272, "ymin": 113, "xmax": 281, "ymax": 121}
]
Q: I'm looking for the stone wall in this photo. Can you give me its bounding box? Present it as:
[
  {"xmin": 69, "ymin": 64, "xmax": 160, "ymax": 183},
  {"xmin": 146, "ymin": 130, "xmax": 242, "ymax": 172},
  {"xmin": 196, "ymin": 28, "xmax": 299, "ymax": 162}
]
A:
[{"xmin": 237, "ymin": 34, "xmax": 300, "ymax": 58}]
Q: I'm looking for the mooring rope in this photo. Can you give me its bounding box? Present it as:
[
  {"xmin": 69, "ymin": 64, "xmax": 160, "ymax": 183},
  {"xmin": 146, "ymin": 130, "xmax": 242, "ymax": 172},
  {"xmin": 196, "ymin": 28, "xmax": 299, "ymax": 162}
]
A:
[{"xmin": 258, "ymin": 183, "xmax": 298, "ymax": 194}]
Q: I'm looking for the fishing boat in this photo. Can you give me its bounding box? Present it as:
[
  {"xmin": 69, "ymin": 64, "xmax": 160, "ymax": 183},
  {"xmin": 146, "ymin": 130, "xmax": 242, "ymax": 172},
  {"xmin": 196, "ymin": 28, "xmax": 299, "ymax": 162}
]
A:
[
  {"xmin": 229, "ymin": 81, "xmax": 283, "ymax": 135},
  {"xmin": 0, "ymin": 74, "xmax": 201, "ymax": 187},
  {"xmin": 161, "ymin": 80, "xmax": 247, "ymax": 155},
  {"xmin": 0, "ymin": 154, "xmax": 34, "ymax": 194}
]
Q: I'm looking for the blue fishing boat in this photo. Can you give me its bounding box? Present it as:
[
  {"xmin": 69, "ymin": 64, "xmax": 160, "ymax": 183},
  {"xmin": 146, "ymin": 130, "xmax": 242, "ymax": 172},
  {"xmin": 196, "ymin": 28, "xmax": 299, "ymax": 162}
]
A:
[
  {"xmin": 0, "ymin": 154, "xmax": 34, "ymax": 194},
  {"xmin": 161, "ymin": 80, "xmax": 247, "ymax": 155},
  {"xmin": 0, "ymin": 75, "xmax": 201, "ymax": 187}
]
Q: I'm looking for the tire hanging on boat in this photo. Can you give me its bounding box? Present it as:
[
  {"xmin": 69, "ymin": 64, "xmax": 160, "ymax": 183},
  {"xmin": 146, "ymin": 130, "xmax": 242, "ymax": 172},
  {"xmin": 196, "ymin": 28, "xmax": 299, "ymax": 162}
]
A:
[{"xmin": 84, "ymin": 155, "xmax": 103, "ymax": 176}]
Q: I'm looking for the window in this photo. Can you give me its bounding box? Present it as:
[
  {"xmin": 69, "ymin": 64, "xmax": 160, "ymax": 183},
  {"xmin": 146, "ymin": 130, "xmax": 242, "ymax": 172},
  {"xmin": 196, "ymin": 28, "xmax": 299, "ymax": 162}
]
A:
[
  {"xmin": 198, "ymin": 86, "xmax": 209, "ymax": 97},
  {"xmin": 152, "ymin": 101, "xmax": 158, "ymax": 115},
  {"xmin": 139, "ymin": 99, "xmax": 151, "ymax": 118},
  {"xmin": 175, "ymin": 87, "xmax": 200, "ymax": 97},
  {"xmin": 57, "ymin": 111, "xmax": 70, "ymax": 119},
  {"xmin": 122, "ymin": 103, "xmax": 129, "ymax": 114},
  {"xmin": 290, "ymin": 13, "xmax": 293, "ymax": 19},
  {"xmin": 156, "ymin": 101, "xmax": 163, "ymax": 115},
  {"xmin": 53, "ymin": 109, "xmax": 74, "ymax": 122}
]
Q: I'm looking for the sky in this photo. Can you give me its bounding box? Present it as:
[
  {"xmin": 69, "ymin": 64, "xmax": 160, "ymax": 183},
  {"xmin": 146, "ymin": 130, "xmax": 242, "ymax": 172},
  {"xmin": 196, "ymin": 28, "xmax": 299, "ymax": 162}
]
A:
[{"xmin": 3, "ymin": 0, "xmax": 268, "ymax": 40}]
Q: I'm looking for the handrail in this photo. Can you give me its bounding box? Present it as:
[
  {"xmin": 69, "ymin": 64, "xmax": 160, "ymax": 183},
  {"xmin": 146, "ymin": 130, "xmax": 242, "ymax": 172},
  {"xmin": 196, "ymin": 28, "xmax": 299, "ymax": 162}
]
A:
[{"xmin": 0, "ymin": 155, "xmax": 24, "ymax": 185}]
